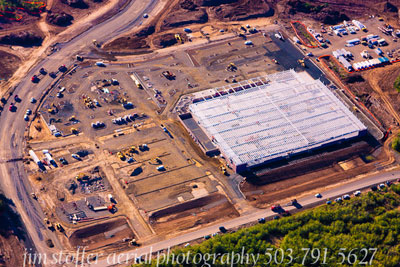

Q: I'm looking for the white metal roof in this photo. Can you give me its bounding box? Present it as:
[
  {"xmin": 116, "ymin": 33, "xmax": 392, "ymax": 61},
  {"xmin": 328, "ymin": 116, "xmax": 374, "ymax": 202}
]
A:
[{"xmin": 189, "ymin": 70, "xmax": 367, "ymax": 168}]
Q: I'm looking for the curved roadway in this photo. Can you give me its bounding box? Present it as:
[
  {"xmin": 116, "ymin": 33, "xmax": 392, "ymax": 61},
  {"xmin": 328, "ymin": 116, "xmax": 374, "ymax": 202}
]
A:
[{"xmin": 0, "ymin": 0, "xmax": 158, "ymax": 259}]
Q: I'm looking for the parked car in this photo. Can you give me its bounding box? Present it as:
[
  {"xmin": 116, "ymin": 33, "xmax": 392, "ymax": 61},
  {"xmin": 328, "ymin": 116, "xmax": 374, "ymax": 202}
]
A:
[
  {"xmin": 353, "ymin": 190, "xmax": 361, "ymax": 196},
  {"xmin": 219, "ymin": 226, "xmax": 227, "ymax": 233},
  {"xmin": 204, "ymin": 235, "xmax": 211, "ymax": 240},
  {"xmin": 315, "ymin": 193, "xmax": 322, "ymax": 198},
  {"xmin": 343, "ymin": 194, "xmax": 351, "ymax": 200},
  {"xmin": 258, "ymin": 218, "xmax": 266, "ymax": 224},
  {"xmin": 379, "ymin": 183, "xmax": 385, "ymax": 189},
  {"xmin": 30, "ymin": 97, "xmax": 37, "ymax": 103},
  {"xmin": 335, "ymin": 197, "xmax": 342, "ymax": 203},
  {"xmin": 39, "ymin": 68, "xmax": 47, "ymax": 75},
  {"xmin": 371, "ymin": 185, "xmax": 378, "ymax": 191}
]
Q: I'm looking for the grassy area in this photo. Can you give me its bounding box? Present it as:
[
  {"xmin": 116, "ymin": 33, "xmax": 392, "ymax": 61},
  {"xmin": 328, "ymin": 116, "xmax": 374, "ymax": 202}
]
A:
[
  {"xmin": 394, "ymin": 73, "xmax": 400, "ymax": 93},
  {"xmin": 323, "ymin": 56, "xmax": 349, "ymax": 79},
  {"xmin": 292, "ymin": 22, "xmax": 319, "ymax": 47},
  {"xmin": 0, "ymin": 0, "xmax": 45, "ymax": 13},
  {"xmin": 141, "ymin": 185, "xmax": 400, "ymax": 266},
  {"xmin": 392, "ymin": 133, "xmax": 400, "ymax": 152}
]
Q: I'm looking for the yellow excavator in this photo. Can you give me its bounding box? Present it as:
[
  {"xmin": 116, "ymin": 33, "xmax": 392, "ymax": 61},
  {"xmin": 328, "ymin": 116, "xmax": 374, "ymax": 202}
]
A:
[{"xmin": 298, "ymin": 58, "xmax": 306, "ymax": 67}]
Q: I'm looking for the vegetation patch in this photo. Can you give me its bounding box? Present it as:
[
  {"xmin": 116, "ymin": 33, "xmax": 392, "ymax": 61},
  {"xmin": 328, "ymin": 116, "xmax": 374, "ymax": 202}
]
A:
[
  {"xmin": 392, "ymin": 133, "xmax": 400, "ymax": 152},
  {"xmin": 393, "ymin": 73, "xmax": 400, "ymax": 93},
  {"xmin": 320, "ymin": 55, "xmax": 349, "ymax": 80},
  {"xmin": 149, "ymin": 186, "xmax": 400, "ymax": 266},
  {"xmin": 291, "ymin": 21, "xmax": 319, "ymax": 47}
]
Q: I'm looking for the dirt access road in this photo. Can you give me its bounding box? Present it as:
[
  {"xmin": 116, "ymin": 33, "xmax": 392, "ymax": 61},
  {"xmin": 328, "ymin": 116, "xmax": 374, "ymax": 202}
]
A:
[{"xmin": 0, "ymin": 0, "xmax": 162, "ymax": 261}]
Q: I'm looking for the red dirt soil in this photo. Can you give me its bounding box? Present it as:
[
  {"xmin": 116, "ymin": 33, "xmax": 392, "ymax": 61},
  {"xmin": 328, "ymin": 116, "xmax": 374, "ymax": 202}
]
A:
[{"xmin": 149, "ymin": 193, "xmax": 239, "ymax": 234}]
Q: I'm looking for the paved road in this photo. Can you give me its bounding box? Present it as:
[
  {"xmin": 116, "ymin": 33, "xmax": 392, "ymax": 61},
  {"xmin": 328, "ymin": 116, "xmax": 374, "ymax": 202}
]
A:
[
  {"xmin": 0, "ymin": 0, "xmax": 158, "ymax": 261},
  {"xmin": 267, "ymin": 33, "xmax": 330, "ymax": 85},
  {"xmin": 92, "ymin": 169, "xmax": 400, "ymax": 267}
]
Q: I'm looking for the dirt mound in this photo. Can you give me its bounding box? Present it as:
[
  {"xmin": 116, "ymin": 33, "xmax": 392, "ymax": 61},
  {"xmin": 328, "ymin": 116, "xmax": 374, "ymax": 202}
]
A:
[
  {"xmin": 0, "ymin": 50, "xmax": 21, "ymax": 80},
  {"xmin": 210, "ymin": 0, "xmax": 274, "ymax": 21},
  {"xmin": 136, "ymin": 25, "xmax": 156, "ymax": 37},
  {"xmin": 61, "ymin": 0, "xmax": 89, "ymax": 9},
  {"xmin": 384, "ymin": 2, "xmax": 399, "ymax": 12},
  {"xmin": 69, "ymin": 218, "xmax": 134, "ymax": 250},
  {"xmin": 161, "ymin": 7, "xmax": 208, "ymax": 30},
  {"xmin": 152, "ymin": 33, "xmax": 178, "ymax": 48},
  {"xmin": 287, "ymin": 0, "xmax": 349, "ymax": 25},
  {"xmin": 195, "ymin": 0, "xmax": 239, "ymax": 6},
  {"xmin": 149, "ymin": 193, "xmax": 239, "ymax": 234},
  {"xmin": 47, "ymin": 11, "xmax": 74, "ymax": 26},
  {"xmin": 283, "ymin": 0, "xmax": 400, "ymax": 25},
  {"xmin": 103, "ymin": 35, "xmax": 149, "ymax": 51},
  {"xmin": 0, "ymin": 31, "xmax": 43, "ymax": 46}
]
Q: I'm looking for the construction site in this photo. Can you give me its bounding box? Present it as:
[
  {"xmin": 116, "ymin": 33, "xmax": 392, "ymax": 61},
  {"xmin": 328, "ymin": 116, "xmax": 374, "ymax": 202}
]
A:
[
  {"xmin": 21, "ymin": 21, "xmax": 394, "ymax": 257},
  {"xmin": 183, "ymin": 70, "xmax": 367, "ymax": 173}
]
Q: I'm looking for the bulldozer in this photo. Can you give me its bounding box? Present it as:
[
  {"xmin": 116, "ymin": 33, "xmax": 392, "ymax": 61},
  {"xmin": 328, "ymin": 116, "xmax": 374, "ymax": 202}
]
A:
[{"xmin": 226, "ymin": 63, "xmax": 237, "ymax": 72}]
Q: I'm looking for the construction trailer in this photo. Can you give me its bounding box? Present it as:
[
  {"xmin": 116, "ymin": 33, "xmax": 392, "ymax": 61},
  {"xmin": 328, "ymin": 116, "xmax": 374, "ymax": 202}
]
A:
[{"xmin": 29, "ymin": 150, "xmax": 45, "ymax": 170}]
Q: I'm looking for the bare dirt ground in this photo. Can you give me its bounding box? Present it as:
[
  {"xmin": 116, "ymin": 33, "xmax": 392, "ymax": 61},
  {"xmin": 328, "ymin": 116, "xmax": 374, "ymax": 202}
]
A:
[
  {"xmin": 364, "ymin": 65, "xmax": 400, "ymax": 126},
  {"xmin": 241, "ymin": 139, "xmax": 391, "ymax": 208},
  {"xmin": 0, "ymin": 50, "xmax": 21, "ymax": 80},
  {"xmin": 68, "ymin": 217, "xmax": 134, "ymax": 251},
  {"xmin": 0, "ymin": 235, "xmax": 26, "ymax": 267},
  {"xmin": 104, "ymin": 0, "xmax": 274, "ymax": 52},
  {"xmin": 149, "ymin": 193, "xmax": 239, "ymax": 235}
]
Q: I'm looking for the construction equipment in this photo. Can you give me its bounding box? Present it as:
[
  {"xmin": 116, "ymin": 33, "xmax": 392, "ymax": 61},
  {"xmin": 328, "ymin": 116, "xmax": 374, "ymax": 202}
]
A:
[
  {"xmin": 129, "ymin": 239, "xmax": 139, "ymax": 246},
  {"xmin": 272, "ymin": 59, "xmax": 278, "ymax": 64},
  {"xmin": 31, "ymin": 193, "xmax": 38, "ymax": 200},
  {"xmin": 175, "ymin": 34, "xmax": 183, "ymax": 44},
  {"xmin": 297, "ymin": 59, "xmax": 306, "ymax": 67},
  {"xmin": 129, "ymin": 146, "xmax": 137, "ymax": 153},
  {"xmin": 55, "ymin": 223, "xmax": 64, "ymax": 232},
  {"xmin": 117, "ymin": 152, "xmax": 126, "ymax": 161},
  {"xmin": 75, "ymin": 173, "xmax": 88, "ymax": 181},
  {"xmin": 162, "ymin": 71, "xmax": 175, "ymax": 80},
  {"xmin": 43, "ymin": 218, "xmax": 55, "ymax": 231},
  {"xmin": 92, "ymin": 39, "xmax": 100, "ymax": 47},
  {"xmin": 220, "ymin": 165, "xmax": 228, "ymax": 175},
  {"xmin": 71, "ymin": 128, "xmax": 78, "ymax": 134},
  {"xmin": 226, "ymin": 63, "xmax": 237, "ymax": 72}
]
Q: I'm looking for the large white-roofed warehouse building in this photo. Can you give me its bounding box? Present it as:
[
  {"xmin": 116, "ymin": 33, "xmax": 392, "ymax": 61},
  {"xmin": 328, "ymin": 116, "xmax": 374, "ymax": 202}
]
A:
[{"xmin": 180, "ymin": 70, "xmax": 367, "ymax": 173}]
